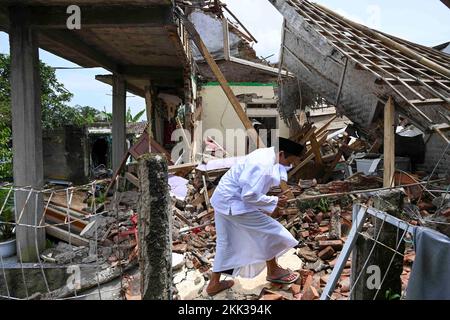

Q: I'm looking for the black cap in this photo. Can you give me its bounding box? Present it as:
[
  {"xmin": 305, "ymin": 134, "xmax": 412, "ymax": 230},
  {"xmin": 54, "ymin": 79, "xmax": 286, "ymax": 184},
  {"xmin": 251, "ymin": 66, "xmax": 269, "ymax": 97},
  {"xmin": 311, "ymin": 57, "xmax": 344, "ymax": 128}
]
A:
[{"xmin": 278, "ymin": 137, "xmax": 305, "ymax": 156}]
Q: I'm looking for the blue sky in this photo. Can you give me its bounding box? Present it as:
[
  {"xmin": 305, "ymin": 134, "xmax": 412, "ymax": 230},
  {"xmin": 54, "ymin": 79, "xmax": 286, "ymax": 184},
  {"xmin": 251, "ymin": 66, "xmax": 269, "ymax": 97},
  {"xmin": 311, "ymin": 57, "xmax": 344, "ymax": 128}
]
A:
[{"xmin": 1, "ymin": 0, "xmax": 449, "ymax": 116}]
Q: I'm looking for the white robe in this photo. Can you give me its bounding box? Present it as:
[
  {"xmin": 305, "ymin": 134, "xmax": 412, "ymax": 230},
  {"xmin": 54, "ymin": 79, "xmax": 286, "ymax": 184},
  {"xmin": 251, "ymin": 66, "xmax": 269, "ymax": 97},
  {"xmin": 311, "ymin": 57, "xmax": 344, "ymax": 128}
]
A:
[{"xmin": 210, "ymin": 147, "xmax": 298, "ymax": 278}]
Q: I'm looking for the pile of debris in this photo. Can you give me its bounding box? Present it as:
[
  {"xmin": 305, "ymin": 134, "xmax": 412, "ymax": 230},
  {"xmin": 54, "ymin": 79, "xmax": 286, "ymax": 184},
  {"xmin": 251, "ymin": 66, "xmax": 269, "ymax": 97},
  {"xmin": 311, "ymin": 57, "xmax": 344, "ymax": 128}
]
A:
[{"xmin": 165, "ymin": 155, "xmax": 448, "ymax": 300}]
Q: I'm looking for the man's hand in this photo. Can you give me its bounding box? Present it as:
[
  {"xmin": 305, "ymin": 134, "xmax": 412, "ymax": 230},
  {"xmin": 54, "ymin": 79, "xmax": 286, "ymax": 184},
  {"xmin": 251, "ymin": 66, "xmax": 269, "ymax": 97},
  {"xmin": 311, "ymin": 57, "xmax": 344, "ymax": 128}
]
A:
[
  {"xmin": 270, "ymin": 207, "xmax": 282, "ymax": 219},
  {"xmin": 277, "ymin": 195, "xmax": 288, "ymax": 208}
]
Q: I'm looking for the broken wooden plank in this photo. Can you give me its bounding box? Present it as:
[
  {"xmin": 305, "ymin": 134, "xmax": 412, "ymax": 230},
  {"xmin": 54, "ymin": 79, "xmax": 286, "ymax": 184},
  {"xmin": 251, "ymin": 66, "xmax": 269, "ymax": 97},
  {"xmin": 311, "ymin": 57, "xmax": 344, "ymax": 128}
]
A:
[
  {"xmin": 168, "ymin": 163, "xmax": 198, "ymax": 174},
  {"xmin": 173, "ymin": 207, "xmax": 192, "ymax": 226},
  {"xmin": 309, "ymin": 133, "xmax": 323, "ymax": 165},
  {"xmin": 45, "ymin": 225, "xmax": 90, "ymax": 247},
  {"xmin": 288, "ymin": 153, "xmax": 315, "ymax": 178},
  {"xmin": 383, "ymin": 97, "xmax": 396, "ymax": 187},
  {"xmin": 45, "ymin": 207, "xmax": 88, "ymax": 233},
  {"xmin": 125, "ymin": 172, "xmax": 139, "ymax": 188}
]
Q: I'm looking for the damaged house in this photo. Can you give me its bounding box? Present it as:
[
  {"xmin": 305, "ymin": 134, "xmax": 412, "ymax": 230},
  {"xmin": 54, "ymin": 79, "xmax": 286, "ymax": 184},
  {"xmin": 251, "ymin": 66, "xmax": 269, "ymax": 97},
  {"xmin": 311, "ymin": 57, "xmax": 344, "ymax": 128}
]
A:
[{"xmin": 0, "ymin": 0, "xmax": 449, "ymax": 302}]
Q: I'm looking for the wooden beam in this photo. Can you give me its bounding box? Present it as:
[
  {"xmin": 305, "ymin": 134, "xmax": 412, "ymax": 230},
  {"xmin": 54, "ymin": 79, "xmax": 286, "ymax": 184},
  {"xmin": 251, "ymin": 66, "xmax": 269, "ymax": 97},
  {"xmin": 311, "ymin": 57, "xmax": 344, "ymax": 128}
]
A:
[
  {"xmin": 28, "ymin": 5, "xmax": 174, "ymax": 29},
  {"xmin": 168, "ymin": 163, "xmax": 197, "ymax": 174},
  {"xmin": 45, "ymin": 225, "xmax": 90, "ymax": 247},
  {"xmin": 125, "ymin": 172, "xmax": 140, "ymax": 188},
  {"xmin": 288, "ymin": 134, "xmax": 327, "ymax": 178},
  {"xmin": 222, "ymin": 17, "xmax": 231, "ymax": 61},
  {"xmin": 182, "ymin": 17, "xmax": 264, "ymax": 148},
  {"xmin": 315, "ymin": 115, "xmax": 337, "ymax": 137},
  {"xmin": 309, "ymin": 133, "xmax": 323, "ymax": 165},
  {"xmin": 176, "ymin": 117, "xmax": 192, "ymax": 160},
  {"xmin": 144, "ymin": 84, "xmax": 153, "ymax": 153},
  {"xmin": 434, "ymin": 127, "xmax": 450, "ymax": 144},
  {"xmin": 288, "ymin": 153, "xmax": 315, "ymax": 178},
  {"xmin": 383, "ymin": 97, "xmax": 396, "ymax": 187}
]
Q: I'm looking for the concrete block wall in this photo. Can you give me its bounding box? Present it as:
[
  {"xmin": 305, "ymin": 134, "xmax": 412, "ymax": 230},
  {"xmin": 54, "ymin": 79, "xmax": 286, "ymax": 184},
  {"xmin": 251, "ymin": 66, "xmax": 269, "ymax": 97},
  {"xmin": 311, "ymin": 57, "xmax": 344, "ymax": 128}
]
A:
[{"xmin": 417, "ymin": 133, "xmax": 450, "ymax": 176}]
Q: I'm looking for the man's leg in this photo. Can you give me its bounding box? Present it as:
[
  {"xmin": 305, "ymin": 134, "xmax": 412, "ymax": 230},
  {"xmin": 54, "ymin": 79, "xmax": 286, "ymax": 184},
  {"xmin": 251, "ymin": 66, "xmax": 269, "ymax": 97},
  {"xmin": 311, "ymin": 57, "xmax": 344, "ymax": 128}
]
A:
[
  {"xmin": 266, "ymin": 258, "xmax": 299, "ymax": 283},
  {"xmin": 206, "ymin": 272, "xmax": 235, "ymax": 296}
]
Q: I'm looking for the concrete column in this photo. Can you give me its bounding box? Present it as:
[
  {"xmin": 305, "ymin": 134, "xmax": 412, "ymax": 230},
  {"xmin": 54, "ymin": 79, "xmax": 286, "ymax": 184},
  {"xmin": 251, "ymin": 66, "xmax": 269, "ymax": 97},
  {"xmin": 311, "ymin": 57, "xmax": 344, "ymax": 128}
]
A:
[
  {"xmin": 9, "ymin": 6, "xmax": 45, "ymax": 262},
  {"xmin": 138, "ymin": 154, "xmax": 172, "ymax": 300},
  {"xmin": 112, "ymin": 74, "xmax": 126, "ymax": 171}
]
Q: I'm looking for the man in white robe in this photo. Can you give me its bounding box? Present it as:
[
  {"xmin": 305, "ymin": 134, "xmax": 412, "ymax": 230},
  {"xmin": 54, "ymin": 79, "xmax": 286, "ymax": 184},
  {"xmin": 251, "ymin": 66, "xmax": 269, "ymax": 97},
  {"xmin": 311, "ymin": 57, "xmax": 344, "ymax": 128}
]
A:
[{"xmin": 206, "ymin": 138, "xmax": 305, "ymax": 296}]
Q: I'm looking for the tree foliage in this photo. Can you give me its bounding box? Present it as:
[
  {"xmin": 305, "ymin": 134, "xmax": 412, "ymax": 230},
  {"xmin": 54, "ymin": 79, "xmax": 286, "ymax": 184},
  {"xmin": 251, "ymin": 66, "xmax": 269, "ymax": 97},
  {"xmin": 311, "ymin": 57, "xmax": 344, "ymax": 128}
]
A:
[{"xmin": 0, "ymin": 53, "xmax": 103, "ymax": 179}]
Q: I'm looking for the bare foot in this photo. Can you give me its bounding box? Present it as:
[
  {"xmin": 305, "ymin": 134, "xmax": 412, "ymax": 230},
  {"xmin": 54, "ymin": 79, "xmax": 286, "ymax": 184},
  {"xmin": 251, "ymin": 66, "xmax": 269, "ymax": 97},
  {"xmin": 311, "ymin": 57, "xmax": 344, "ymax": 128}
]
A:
[{"xmin": 206, "ymin": 280, "xmax": 235, "ymax": 296}]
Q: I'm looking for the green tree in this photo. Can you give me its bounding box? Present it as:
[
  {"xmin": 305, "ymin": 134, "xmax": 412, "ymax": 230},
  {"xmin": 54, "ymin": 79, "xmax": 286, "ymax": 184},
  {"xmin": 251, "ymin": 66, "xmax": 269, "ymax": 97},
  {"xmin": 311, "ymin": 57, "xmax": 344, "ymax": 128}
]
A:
[
  {"xmin": 127, "ymin": 107, "xmax": 145, "ymax": 123},
  {"xmin": 0, "ymin": 54, "xmax": 101, "ymax": 179},
  {"xmin": 0, "ymin": 124, "xmax": 12, "ymax": 180}
]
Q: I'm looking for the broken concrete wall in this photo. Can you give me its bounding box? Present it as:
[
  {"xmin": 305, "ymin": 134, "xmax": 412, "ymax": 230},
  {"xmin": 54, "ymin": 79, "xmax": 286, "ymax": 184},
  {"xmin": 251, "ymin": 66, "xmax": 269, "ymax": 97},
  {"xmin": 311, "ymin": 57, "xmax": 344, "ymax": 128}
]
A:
[
  {"xmin": 189, "ymin": 9, "xmax": 242, "ymax": 61},
  {"xmin": 417, "ymin": 133, "xmax": 450, "ymax": 175},
  {"xmin": 0, "ymin": 265, "xmax": 67, "ymax": 299},
  {"xmin": 43, "ymin": 126, "xmax": 89, "ymax": 185}
]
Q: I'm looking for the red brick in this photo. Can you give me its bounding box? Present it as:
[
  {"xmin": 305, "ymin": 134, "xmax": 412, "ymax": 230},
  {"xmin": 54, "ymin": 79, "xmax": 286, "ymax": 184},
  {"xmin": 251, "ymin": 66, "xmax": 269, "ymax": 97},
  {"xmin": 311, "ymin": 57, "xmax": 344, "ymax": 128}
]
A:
[
  {"xmin": 299, "ymin": 270, "xmax": 314, "ymax": 286},
  {"xmin": 302, "ymin": 274, "xmax": 313, "ymax": 292},
  {"xmin": 320, "ymin": 274, "xmax": 329, "ymax": 285},
  {"xmin": 293, "ymin": 293, "xmax": 303, "ymax": 300},
  {"xmin": 418, "ymin": 201, "xmax": 434, "ymax": 211},
  {"xmin": 340, "ymin": 277, "xmax": 350, "ymax": 293},
  {"xmin": 172, "ymin": 243, "xmax": 188, "ymax": 253},
  {"xmin": 319, "ymin": 226, "xmax": 329, "ymax": 233},
  {"xmin": 318, "ymin": 240, "xmax": 343, "ymax": 250},
  {"xmin": 290, "ymin": 283, "xmax": 301, "ymax": 295},
  {"xmin": 328, "ymin": 257, "xmax": 337, "ymax": 267},
  {"xmin": 301, "ymin": 285, "xmax": 320, "ymax": 300},
  {"xmin": 304, "ymin": 214, "xmax": 313, "ymax": 223},
  {"xmin": 442, "ymin": 208, "xmax": 450, "ymax": 217},
  {"xmin": 260, "ymin": 294, "xmax": 283, "ymax": 301},
  {"xmin": 341, "ymin": 268, "xmax": 351, "ymax": 276},
  {"xmin": 312, "ymin": 274, "xmax": 321, "ymax": 290},
  {"xmin": 300, "ymin": 231, "xmax": 310, "ymax": 238},
  {"xmin": 314, "ymin": 234, "xmax": 329, "ymax": 241},
  {"xmin": 315, "ymin": 212, "xmax": 324, "ymax": 224},
  {"xmin": 318, "ymin": 246, "xmax": 335, "ymax": 260},
  {"xmin": 192, "ymin": 257, "xmax": 202, "ymax": 269}
]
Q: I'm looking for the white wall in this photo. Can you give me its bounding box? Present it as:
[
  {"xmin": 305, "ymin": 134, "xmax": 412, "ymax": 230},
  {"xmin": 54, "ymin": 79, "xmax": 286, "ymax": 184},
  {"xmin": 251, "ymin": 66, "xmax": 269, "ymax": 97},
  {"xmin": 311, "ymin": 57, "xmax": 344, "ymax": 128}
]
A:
[{"xmin": 199, "ymin": 84, "xmax": 290, "ymax": 156}]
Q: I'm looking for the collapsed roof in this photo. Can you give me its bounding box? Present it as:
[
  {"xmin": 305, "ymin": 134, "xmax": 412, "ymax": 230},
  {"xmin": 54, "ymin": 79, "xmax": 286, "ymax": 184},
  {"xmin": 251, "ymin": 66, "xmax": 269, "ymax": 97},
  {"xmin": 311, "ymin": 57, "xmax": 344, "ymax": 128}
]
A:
[{"xmin": 271, "ymin": 0, "xmax": 450, "ymax": 134}]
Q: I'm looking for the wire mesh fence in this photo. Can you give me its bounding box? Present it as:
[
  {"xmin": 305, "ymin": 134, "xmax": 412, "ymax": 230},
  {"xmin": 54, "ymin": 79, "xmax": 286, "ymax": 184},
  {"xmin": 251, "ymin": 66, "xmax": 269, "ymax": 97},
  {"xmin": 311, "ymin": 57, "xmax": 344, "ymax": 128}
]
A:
[
  {"xmin": 321, "ymin": 202, "xmax": 417, "ymax": 300},
  {"xmin": 0, "ymin": 179, "xmax": 137, "ymax": 300}
]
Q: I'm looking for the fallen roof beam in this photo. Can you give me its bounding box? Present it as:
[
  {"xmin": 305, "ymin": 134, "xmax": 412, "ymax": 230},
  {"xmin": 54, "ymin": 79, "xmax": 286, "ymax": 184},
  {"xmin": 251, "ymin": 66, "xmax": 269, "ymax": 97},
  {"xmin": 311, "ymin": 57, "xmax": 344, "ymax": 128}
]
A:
[
  {"xmin": 229, "ymin": 56, "xmax": 293, "ymax": 77},
  {"xmin": 408, "ymin": 98, "xmax": 449, "ymax": 106},
  {"xmin": 316, "ymin": 2, "xmax": 450, "ymax": 78},
  {"xmin": 27, "ymin": 5, "xmax": 174, "ymax": 29}
]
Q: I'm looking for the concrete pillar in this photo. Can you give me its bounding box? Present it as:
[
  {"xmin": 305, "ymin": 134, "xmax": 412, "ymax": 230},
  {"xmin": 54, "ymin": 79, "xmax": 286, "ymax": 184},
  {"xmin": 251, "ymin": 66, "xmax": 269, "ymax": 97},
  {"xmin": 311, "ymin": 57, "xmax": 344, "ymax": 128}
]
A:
[
  {"xmin": 138, "ymin": 154, "xmax": 172, "ymax": 300},
  {"xmin": 112, "ymin": 74, "xmax": 126, "ymax": 171},
  {"xmin": 9, "ymin": 6, "xmax": 45, "ymax": 262}
]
